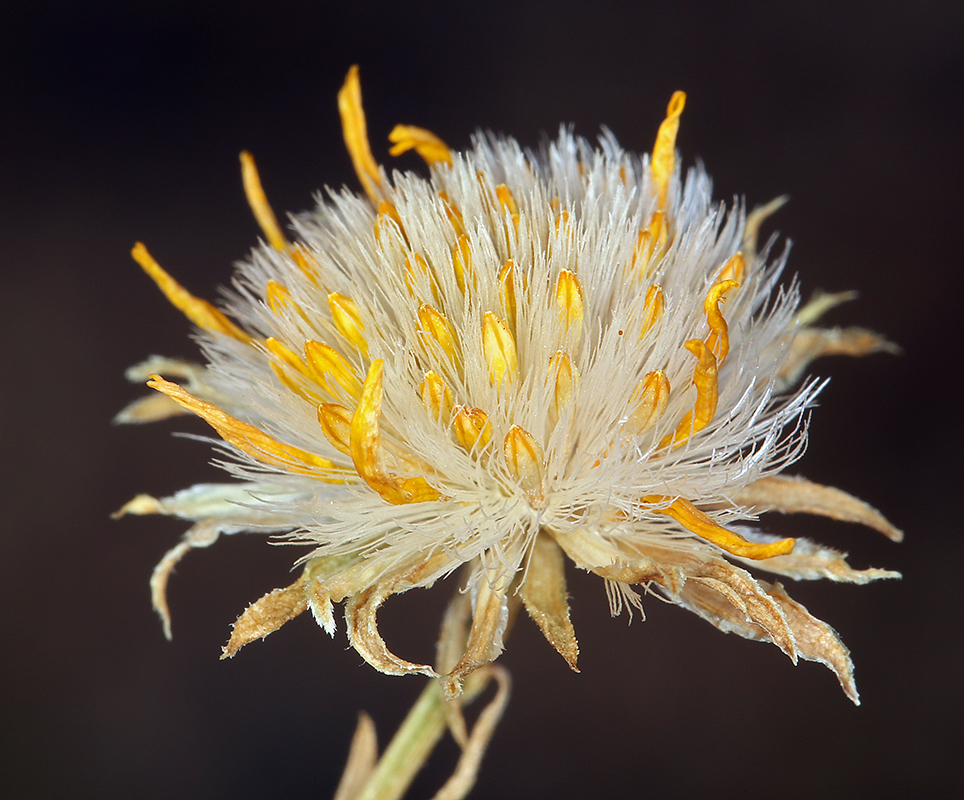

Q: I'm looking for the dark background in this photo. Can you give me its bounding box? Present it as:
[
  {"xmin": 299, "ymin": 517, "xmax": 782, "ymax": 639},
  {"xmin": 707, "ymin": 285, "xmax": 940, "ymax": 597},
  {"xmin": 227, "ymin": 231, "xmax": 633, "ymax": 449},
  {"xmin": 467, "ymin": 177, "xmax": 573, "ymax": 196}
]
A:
[{"xmin": 3, "ymin": 1, "xmax": 961, "ymax": 798}]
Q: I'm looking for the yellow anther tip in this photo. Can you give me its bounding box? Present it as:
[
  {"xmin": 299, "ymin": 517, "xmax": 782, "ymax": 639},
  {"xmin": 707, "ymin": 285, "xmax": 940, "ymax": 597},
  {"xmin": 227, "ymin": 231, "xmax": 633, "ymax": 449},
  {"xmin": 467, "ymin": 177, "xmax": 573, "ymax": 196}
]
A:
[
  {"xmin": 338, "ymin": 65, "xmax": 381, "ymax": 203},
  {"xmin": 453, "ymin": 406, "xmax": 492, "ymax": 453},
  {"xmin": 652, "ymin": 94, "xmax": 687, "ymax": 209},
  {"xmin": 387, "ymin": 124, "xmax": 452, "ymax": 166},
  {"xmin": 684, "ymin": 338, "xmax": 707, "ymax": 357},
  {"xmin": 504, "ymin": 425, "xmax": 546, "ymax": 505},
  {"xmin": 667, "ymin": 91, "xmax": 686, "ymax": 116},
  {"xmin": 482, "ymin": 312, "xmax": 519, "ymax": 385}
]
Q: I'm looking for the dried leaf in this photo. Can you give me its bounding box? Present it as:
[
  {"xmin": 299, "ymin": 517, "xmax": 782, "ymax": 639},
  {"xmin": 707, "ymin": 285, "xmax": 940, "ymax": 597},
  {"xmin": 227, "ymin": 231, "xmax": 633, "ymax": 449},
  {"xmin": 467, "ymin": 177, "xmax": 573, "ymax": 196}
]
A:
[
  {"xmin": 737, "ymin": 474, "xmax": 903, "ymax": 541},
  {"xmin": 114, "ymin": 482, "xmax": 296, "ymax": 525},
  {"xmin": 148, "ymin": 520, "xmax": 221, "ymax": 640},
  {"xmin": 308, "ymin": 581, "xmax": 337, "ymax": 636},
  {"xmin": 795, "ymin": 289, "xmax": 858, "ymax": 326},
  {"xmin": 431, "ymin": 666, "xmax": 511, "ymax": 800},
  {"xmin": 442, "ymin": 576, "xmax": 508, "ymax": 699},
  {"xmin": 765, "ymin": 582, "xmax": 859, "ymax": 704},
  {"xmin": 736, "ymin": 533, "xmax": 901, "ymax": 584},
  {"xmin": 222, "ymin": 573, "xmax": 309, "ymax": 658},
  {"xmin": 114, "ymin": 393, "xmax": 189, "ymax": 424},
  {"xmin": 117, "ymin": 357, "xmax": 227, "ymax": 424},
  {"xmin": 437, "ymin": 589, "xmax": 474, "ymax": 747},
  {"xmin": 551, "ymin": 527, "xmax": 665, "ymax": 585},
  {"xmin": 437, "ymin": 586, "xmax": 473, "ymax": 676},
  {"xmin": 520, "ymin": 534, "xmax": 579, "ymax": 671},
  {"xmin": 742, "ymin": 196, "xmax": 788, "ymax": 265},
  {"xmin": 333, "ymin": 712, "xmax": 378, "ymax": 800},
  {"xmin": 686, "ymin": 562, "xmax": 797, "ymax": 661},
  {"xmin": 778, "ymin": 326, "xmax": 899, "ymax": 389}
]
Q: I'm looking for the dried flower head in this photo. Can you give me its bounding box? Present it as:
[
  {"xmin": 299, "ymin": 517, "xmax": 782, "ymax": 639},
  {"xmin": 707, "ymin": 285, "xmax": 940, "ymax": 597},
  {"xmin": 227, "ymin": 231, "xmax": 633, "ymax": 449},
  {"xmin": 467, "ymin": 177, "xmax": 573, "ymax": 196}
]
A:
[{"xmin": 118, "ymin": 66, "xmax": 900, "ymax": 704}]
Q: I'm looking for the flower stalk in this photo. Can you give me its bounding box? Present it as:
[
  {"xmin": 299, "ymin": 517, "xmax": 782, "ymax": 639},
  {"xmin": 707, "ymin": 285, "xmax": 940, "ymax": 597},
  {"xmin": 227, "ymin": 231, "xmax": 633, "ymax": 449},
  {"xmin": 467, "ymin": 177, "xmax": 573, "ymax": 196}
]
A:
[{"xmin": 351, "ymin": 680, "xmax": 447, "ymax": 800}]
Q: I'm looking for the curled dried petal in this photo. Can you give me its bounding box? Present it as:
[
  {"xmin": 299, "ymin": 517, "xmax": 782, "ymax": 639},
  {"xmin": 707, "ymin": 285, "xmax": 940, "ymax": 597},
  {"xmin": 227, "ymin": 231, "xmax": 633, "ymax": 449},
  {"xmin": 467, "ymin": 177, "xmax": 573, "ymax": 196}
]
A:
[{"xmin": 346, "ymin": 581, "xmax": 439, "ymax": 678}]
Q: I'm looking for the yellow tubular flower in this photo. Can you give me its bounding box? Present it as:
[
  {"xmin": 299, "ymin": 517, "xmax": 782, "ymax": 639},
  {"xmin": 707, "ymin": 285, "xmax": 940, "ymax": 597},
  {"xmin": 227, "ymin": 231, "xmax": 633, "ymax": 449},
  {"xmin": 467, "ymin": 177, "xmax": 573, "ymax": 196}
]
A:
[
  {"xmin": 240, "ymin": 151, "xmax": 288, "ymax": 253},
  {"xmin": 337, "ymin": 64, "xmax": 381, "ymax": 203},
  {"xmin": 651, "ymin": 91, "xmax": 686, "ymax": 209},
  {"xmin": 388, "ymin": 124, "xmax": 452, "ymax": 166},
  {"xmin": 131, "ymin": 243, "xmax": 251, "ymax": 342},
  {"xmin": 119, "ymin": 65, "xmax": 900, "ymax": 706}
]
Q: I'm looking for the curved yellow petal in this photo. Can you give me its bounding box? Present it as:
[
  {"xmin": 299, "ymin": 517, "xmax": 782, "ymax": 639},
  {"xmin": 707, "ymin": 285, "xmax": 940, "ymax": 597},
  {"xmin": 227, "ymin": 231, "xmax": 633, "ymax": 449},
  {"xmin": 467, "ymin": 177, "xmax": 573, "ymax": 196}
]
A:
[
  {"xmin": 132, "ymin": 243, "xmax": 251, "ymax": 343},
  {"xmin": 239, "ymin": 151, "xmax": 288, "ymax": 252},
  {"xmin": 704, "ymin": 279, "xmax": 739, "ymax": 363},
  {"xmin": 659, "ymin": 339, "xmax": 718, "ymax": 449},
  {"xmin": 337, "ymin": 65, "xmax": 381, "ymax": 203},
  {"xmin": 147, "ymin": 374, "xmax": 343, "ymax": 480},
  {"xmin": 642, "ymin": 495, "xmax": 795, "ymax": 560},
  {"xmin": 350, "ymin": 360, "xmax": 443, "ymax": 504}
]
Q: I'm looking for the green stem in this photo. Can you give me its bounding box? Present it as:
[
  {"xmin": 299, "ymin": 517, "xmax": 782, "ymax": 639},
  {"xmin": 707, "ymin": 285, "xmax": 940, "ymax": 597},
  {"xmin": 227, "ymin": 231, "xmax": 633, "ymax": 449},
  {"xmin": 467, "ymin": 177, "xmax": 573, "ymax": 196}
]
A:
[{"xmin": 354, "ymin": 680, "xmax": 447, "ymax": 800}]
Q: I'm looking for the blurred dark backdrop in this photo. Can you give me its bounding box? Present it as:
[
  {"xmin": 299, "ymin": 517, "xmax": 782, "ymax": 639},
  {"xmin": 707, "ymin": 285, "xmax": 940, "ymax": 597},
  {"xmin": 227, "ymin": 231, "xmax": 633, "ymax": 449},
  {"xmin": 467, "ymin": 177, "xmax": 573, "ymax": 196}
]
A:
[{"xmin": 3, "ymin": 1, "xmax": 961, "ymax": 798}]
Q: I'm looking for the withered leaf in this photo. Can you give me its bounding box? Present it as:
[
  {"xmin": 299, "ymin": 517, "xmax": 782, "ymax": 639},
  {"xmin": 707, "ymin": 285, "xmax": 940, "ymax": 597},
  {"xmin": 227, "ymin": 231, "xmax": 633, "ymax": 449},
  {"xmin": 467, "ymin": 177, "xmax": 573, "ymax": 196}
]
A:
[
  {"xmin": 520, "ymin": 534, "xmax": 579, "ymax": 671},
  {"xmin": 737, "ymin": 474, "xmax": 903, "ymax": 541},
  {"xmin": 222, "ymin": 573, "xmax": 309, "ymax": 658}
]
